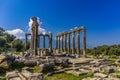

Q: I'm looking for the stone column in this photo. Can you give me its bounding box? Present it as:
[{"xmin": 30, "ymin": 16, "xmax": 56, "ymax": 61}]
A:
[
  {"xmin": 82, "ymin": 27, "xmax": 86, "ymax": 57},
  {"xmin": 64, "ymin": 32, "xmax": 67, "ymax": 52},
  {"xmin": 25, "ymin": 33, "xmax": 28, "ymax": 50},
  {"xmin": 43, "ymin": 35, "xmax": 45, "ymax": 49},
  {"xmin": 56, "ymin": 36, "xmax": 58, "ymax": 49},
  {"xmin": 48, "ymin": 36, "xmax": 50, "ymax": 50},
  {"xmin": 61, "ymin": 34, "xmax": 64, "ymax": 52},
  {"xmin": 37, "ymin": 36, "xmax": 40, "ymax": 48},
  {"xmin": 72, "ymin": 31, "xmax": 75, "ymax": 55},
  {"xmin": 34, "ymin": 26, "xmax": 38, "ymax": 55},
  {"xmin": 31, "ymin": 32, "xmax": 34, "ymax": 49},
  {"xmin": 67, "ymin": 32, "xmax": 70, "ymax": 55},
  {"xmin": 30, "ymin": 17, "xmax": 39, "ymax": 55},
  {"xmin": 77, "ymin": 30, "xmax": 80, "ymax": 56},
  {"xmin": 49, "ymin": 32, "xmax": 52, "ymax": 52},
  {"xmin": 58, "ymin": 36, "xmax": 60, "ymax": 52}
]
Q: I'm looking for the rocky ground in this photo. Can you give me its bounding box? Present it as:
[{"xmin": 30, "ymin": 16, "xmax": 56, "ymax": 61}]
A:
[{"xmin": 0, "ymin": 53, "xmax": 120, "ymax": 80}]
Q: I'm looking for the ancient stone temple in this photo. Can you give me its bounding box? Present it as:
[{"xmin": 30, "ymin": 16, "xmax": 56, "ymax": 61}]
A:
[
  {"xmin": 55, "ymin": 26, "xmax": 86, "ymax": 57},
  {"xmin": 25, "ymin": 17, "xmax": 52, "ymax": 56},
  {"xmin": 25, "ymin": 17, "xmax": 86, "ymax": 57}
]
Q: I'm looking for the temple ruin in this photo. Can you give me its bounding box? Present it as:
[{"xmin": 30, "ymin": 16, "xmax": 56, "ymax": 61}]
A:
[
  {"xmin": 25, "ymin": 17, "xmax": 86, "ymax": 57},
  {"xmin": 55, "ymin": 27, "xmax": 86, "ymax": 57},
  {"xmin": 25, "ymin": 17, "xmax": 52, "ymax": 56}
]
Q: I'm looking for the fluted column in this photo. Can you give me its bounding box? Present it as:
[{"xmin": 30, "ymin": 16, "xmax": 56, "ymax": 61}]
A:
[
  {"xmin": 61, "ymin": 35, "xmax": 64, "ymax": 52},
  {"xmin": 37, "ymin": 36, "xmax": 40, "ymax": 48},
  {"xmin": 56, "ymin": 36, "xmax": 58, "ymax": 49},
  {"xmin": 82, "ymin": 27, "xmax": 86, "ymax": 57},
  {"xmin": 58, "ymin": 36, "xmax": 60, "ymax": 52},
  {"xmin": 49, "ymin": 32, "xmax": 52, "ymax": 52},
  {"xmin": 31, "ymin": 32, "xmax": 34, "ymax": 49},
  {"xmin": 72, "ymin": 31, "xmax": 75, "ymax": 55},
  {"xmin": 67, "ymin": 32, "xmax": 70, "ymax": 55},
  {"xmin": 64, "ymin": 32, "xmax": 67, "ymax": 52},
  {"xmin": 43, "ymin": 35, "xmax": 45, "ymax": 49},
  {"xmin": 34, "ymin": 26, "xmax": 38, "ymax": 55},
  {"xmin": 48, "ymin": 36, "xmax": 50, "ymax": 50},
  {"xmin": 77, "ymin": 30, "xmax": 80, "ymax": 56}
]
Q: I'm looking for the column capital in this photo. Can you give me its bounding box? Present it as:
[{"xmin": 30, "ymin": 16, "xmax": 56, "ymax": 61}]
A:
[
  {"xmin": 72, "ymin": 31, "xmax": 75, "ymax": 34},
  {"xmin": 81, "ymin": 26, "xmax": 86, "ymax": 30},
  {"xmin": 77, "ymin": 30, "xmax": 80, "ymax": 34}
]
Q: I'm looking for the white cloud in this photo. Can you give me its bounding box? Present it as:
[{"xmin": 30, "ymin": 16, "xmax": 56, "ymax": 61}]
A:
[
  {"xmin": 28, "ymin": 17, "xmax": 46, "ymax": 34},
  {"xmin": 5, "ymin": 17, "xmax": 46, "ymax": 39},
  {"xmin": 6, "ymin": 29, "xmax": 25, "ymax": 39}
]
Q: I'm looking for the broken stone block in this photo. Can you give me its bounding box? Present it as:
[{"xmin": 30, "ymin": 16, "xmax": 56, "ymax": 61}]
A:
[
  {"xmin": 61, "ymin": 61, "xmax": 69, "ymax": 67},
  {"xmin": 0, "ymin": 60, "xmax": 12, "ymax": 69},
  {"xmin": 21, "ymin": 69, "xmax": 32, "ymax": 78},
  {"xmin": 0, "ymin": 54, "xmax": 6, "ymax": 63},
  {"xmin": 109, "ymin": 73, "xmax": 117, "ymax": 78},
  {"xmin": 90, "ymin": 67, "xmax": 99, "ymax": 73},
  {"xmin": 24, "ymin": 60, "xmax": 37, "ymax": 66},
  {"xmin": 0, "ymin": 54, "xmax": 22, "ymax": 69},
  {"xmin": 105, "ymin": 67, "xmax": 114, "ymax": 73},
  {"xmin": 115, "ymin": 59, "xmax": 120, "ymax": 64},
  {"xmin": 39, "ymin": 62, "xmax": 55, "ymax": 72},
  {"xmin": 55, "ymin": 58, "xmax": 69, "ymax": 64},
  {"xmin": 104, "ymin": 78, "xmax": 120, "ymax": 80},
  {"xmin": 21, "ymin": 67, "xmax": 45, "ymax": 80},
  {"xmin": 79, "ymin": 69, "xmax": 90, "ymax": 73},
  {"xmin": 28, "ymin": 73, "xmax": 45, "ymax": 80},
  {"xmin": 82, "ymin": 77, "xmax": 102, "ymax": 80},
  {"xmin": 6, "ymin": 71, "xmax": 26, "ymax": 80},
  {"xmin": 94, "ymin": 73, "xmax": 108, "ymax": 78},
  {"xmin": 13, "ymin": 59, "xmax": 24, "ymax": 66}
]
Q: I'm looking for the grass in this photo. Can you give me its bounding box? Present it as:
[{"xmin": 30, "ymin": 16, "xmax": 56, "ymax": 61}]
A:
[
  {"xmin": 115, "ymin": 70, "xmax": 120, "ymax": 78},
  {"xmin": 108, "ymin": 58, "xmax": 116, "ymax": 63},
  {"xmin": 33, "ymin": 66, "xmax": 40, "ymax": 73},
  {"xmin": 46, "ymin": 73, "xmax": 94, "ymax": 80}
]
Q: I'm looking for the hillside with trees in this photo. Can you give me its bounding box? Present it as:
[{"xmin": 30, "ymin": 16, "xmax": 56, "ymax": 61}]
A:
[
  {"xmin": 87, "ymin": 44, "xmax": 120, "ymax": 57},
  {"xmin": 0, "ymin": 27, "xmax": 24, "ymax": 52}
]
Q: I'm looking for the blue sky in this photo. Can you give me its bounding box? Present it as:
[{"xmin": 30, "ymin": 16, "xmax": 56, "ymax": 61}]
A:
[{"xmin": 0, "ymin": 0, "xmax": 120, "ymax": 47}]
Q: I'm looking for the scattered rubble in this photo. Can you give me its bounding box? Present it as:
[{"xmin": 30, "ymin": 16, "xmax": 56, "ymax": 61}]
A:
[{"xmin": 1, "ymin": 53, "xmax": 120, "ymax": 80}]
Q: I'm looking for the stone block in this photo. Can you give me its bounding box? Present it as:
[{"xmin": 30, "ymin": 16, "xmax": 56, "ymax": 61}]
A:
[
  {"xmin": 94, "ymin": 73, "xmax": 108, "ymax": 78},
  {"xmin": 39, "ymin": 62, "xmax": 55, "ymax": 72},
  {"xmin": 0, "ymin": 60, "xmax": 12, "ymax": 69},
  {"xmin": 28, "ymin": 73, "xmax": 45, "ymax": 80},
  {"xmin": 6, "ymin": 71, "xmax": 26, "ymax": 80},
  {"xmin": 24, "ymin": 60, "xmax": 37, "ymax": 66}
]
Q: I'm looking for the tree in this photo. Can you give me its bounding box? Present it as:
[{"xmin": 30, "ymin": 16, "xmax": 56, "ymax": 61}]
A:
[
  {"xmin": 4, "ymin": 33, "xmax": 16, "ymax": 42},
  {"xmin": 11, "ymin": 39, "xmax": 24, "ymax": 51},
  {"xmin": 0, "ymin": 27, "xmax": 5, "ymax": 36},
  {"xmin": 0, "ymin": 38, "xmax": 6, "ymax": 47}
]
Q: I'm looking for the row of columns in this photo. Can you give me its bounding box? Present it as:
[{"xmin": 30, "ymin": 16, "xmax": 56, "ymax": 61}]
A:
[
  {"xmin": 25, "ymin": 33, "xmax": 52, "ymax": 55},
  {"xmin": 56, "ymin": 26, "xmax": 86, "ymax": 57}
]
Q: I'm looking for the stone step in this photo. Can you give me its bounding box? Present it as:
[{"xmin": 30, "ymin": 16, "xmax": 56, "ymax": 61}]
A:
[{"xmin": 6, "ymin": 71, "xmax": 26, "ymax": 80}]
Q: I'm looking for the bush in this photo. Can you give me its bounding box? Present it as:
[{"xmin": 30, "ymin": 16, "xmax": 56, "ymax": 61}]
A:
[{"xmin": 11, "ymin": 39, "xmax": 24, "ymax": 52}]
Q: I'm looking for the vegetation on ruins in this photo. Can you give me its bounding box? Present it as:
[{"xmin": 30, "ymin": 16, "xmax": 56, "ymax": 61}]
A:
[{"xmin": 46, "ymin": 73, "xmax": 94, "ymax": 80}]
